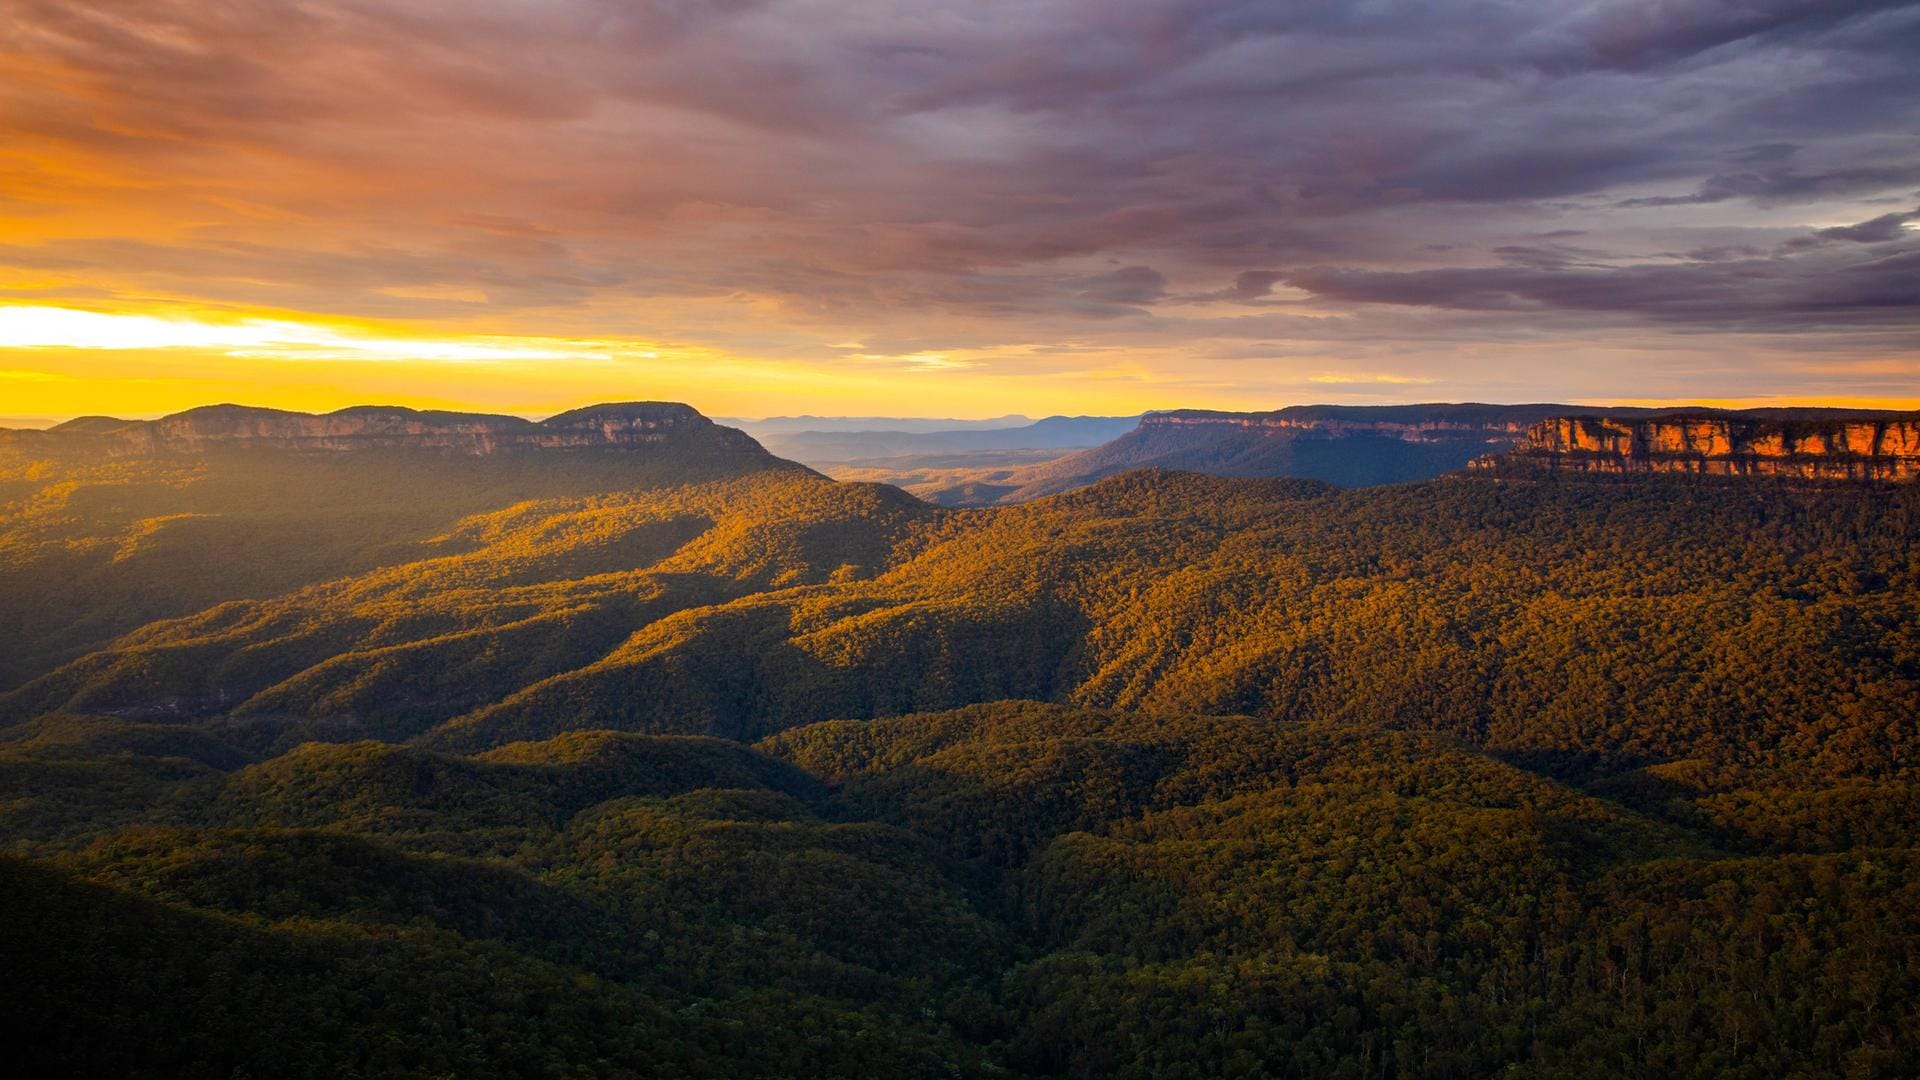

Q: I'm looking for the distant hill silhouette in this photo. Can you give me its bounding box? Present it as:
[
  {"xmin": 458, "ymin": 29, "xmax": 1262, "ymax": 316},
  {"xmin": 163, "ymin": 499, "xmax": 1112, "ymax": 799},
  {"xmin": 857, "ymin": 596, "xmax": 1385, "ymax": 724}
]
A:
[{"xmin": 756, "ymin": 414, "xmax": 1140, "ymax": 463}]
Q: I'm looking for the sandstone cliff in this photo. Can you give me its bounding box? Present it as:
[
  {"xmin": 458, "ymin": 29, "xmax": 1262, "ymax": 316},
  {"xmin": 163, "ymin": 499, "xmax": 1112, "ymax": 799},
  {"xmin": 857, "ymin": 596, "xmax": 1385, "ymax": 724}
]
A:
[
  {"xmin": 1140, "ymin": 403, "xmax": 1574, "ymax": 443},
  {"xmin": 2, "ymin": 402, "xmax": 769, "ymax": 458},
  {"xmin": 993, "ymin": 404, "xmax": 1596, "ymax": 501},
  {"xmin": 1479, "ymin": 414, "xmax": 1920, "ymax": 481}
]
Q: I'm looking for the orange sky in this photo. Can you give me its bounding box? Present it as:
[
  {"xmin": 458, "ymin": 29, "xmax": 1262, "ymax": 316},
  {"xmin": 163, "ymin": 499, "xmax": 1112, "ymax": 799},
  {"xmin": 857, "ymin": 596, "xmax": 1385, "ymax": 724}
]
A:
[{"xmin": 3, "ymin": 2, "xmax": 1917, "ymax": 422}]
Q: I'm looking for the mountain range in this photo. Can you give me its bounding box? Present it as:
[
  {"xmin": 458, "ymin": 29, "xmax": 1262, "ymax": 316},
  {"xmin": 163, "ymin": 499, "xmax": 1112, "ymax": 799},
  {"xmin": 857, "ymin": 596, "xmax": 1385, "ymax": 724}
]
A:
[{"xmin": 793, "ymin": 403, "xmax": 1920, "ymax": 504}]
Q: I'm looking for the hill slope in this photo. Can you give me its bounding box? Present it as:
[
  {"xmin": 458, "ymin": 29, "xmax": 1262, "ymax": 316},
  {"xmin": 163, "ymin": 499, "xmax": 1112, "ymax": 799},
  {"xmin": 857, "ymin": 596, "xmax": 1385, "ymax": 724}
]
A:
[
  {"xmin": 5, "ymin": 418, "xmax": 1920, "ymax": 1075},
  {"xmin": 7, "ymin": 700, "xmax": 1917, "ymax": 1076},
  {"xmin": 998, "ymin": 404, "xmax": 1627, "ymax": 499},
  {"xmin": 0, "ymin": 402, "xmax": 795, "ymax": 691},
  {"xmin": 8, "ymin": 465, "xmax": 1915, "ymax": 785}
]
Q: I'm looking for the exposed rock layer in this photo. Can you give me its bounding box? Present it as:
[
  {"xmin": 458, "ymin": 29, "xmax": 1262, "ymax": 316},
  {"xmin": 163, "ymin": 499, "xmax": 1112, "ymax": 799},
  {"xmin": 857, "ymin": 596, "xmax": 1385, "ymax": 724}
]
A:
[
  {"xmin": 1140, "ymin": 404, "xmax": 1573, "ymax": 443},
  {"xmin": 2, "ymin": 402, "xmax": 768, "ymax": 457},
  {"xmin": 1482, "ymin": 414, "xmax": 1920, "ymax": 481}
]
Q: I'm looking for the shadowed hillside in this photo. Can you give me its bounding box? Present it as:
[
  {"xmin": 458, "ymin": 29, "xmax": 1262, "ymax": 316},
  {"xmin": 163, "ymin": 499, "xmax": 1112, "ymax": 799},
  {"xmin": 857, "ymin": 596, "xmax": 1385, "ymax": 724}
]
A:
[
  {"xmin": 0, "ymin": 403, "xmax": 797, "ymax": 691},
  {"xmin": 4, "ymin": 409, "xmax": 1919, "ymax": 1077},
  {"xmin": 7, "ymin": 699, "xmax": 1917, "ymax": 1076},
  {"xmin": 7, "ymin": 463, "xmax": 1917, "ymax": 778}
]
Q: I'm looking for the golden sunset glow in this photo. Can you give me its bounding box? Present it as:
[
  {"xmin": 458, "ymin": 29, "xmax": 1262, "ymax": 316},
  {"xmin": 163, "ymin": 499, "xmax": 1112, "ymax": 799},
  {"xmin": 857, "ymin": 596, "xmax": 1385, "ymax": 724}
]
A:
[
  {"xmin": 0, "ymin": 306, "xmax": 619, "ymax": 362},
  {"xmin": 1, "ymin": 1, "xmax": 1917, "ymax": 423},
  {"xmin": 0, "ymin": 302, "xmax": 1250, "ymax": 420},
  {"xmin": 5, "ymin": 7, "xmax": 1920, "ymax": 1075}
]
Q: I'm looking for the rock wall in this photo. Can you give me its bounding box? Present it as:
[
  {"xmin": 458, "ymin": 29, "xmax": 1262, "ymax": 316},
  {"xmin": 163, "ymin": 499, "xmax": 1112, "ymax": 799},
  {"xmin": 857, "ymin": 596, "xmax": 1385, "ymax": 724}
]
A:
[
  {"xmin": 1482, "ymin": 415, "xmax": 1920, "ymax": 481},
  {"xmin": 1141, "ymin": 407, "xmax": 1546, "ymax": 445},
  {"xmin": 4, "ymin": 402, "xmax": 767, "ymax": 457}
]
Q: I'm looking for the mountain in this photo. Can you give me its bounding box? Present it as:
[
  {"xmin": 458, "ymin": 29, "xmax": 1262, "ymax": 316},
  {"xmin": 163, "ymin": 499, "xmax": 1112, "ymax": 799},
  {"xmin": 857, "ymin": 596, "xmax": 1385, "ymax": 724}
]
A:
[
  {"xmin": 991, "ymin": 403, "xmax": 1619, "ymax": 500},
  {"xmin": 10, "ymin": 401, "xmax": 767, "ymax": 456},
  {"xmin": 0, "ymin": 401, "xmax": 795, "ymax": 691},
  {"xmin": 755, "ymin": 414, "xmax": 1141, "ymax": 463},
  {"xmin": 6, "ymin": 402, "xmax": 1920, "ymax": 1077},
  {"xmin": 984, "ymin": 403, "xmax": 1920, "ymax": 503}
]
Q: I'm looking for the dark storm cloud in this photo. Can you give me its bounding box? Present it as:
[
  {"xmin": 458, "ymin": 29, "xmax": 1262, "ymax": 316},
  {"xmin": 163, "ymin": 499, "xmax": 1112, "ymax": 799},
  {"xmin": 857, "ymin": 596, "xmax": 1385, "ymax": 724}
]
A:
[
  {"xmin": 1540, "ymin": 0, "xmax": 1920, "ymax": 70},
  {"xmin": 1623, "ymin": 165, "xmax": 1920, "ymax": 207},
  {"xmin": 1283, "ymin": 216, "xmax": 1920, "ymax": 331},
  {"xmin": 1817, "ymin": 210, "xmax": 1920, "ymax": 243}
]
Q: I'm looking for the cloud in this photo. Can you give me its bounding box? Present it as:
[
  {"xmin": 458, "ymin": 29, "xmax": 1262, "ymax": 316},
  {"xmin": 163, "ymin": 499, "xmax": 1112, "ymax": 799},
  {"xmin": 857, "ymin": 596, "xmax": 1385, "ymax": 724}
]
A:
[
  {"xmin": 1281, "ymin": 220, "xmax": 1920, "ymax": 332},
  {"xmin": 1622, "ymin": 166, "xmax": 1920, "ymax": 207},
  {"xmin": 1307, "ymin": 372, "xmax": 1435, "ymax": 385},
  {"xmin": 1817, "ymin": 209, "xmax": 1920, "ymax": 243},
  {"xmin": 0, "ymin": 0, "xmax": 1917, "ymax": 407},
  {"xmin": 1198, "ymin": 270, "xmax": 1289, "ymax": 302},
  {"xmin": 1077, "ymin": 266, "xmax": 1169, "ymax": 307}
]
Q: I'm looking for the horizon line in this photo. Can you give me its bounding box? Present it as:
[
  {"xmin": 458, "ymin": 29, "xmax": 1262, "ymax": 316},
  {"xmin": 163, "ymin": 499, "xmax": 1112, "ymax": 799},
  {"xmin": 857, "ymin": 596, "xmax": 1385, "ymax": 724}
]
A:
[{"xmin": 8, "ymin": 395, "xmax": 1920, "ymax": 431}]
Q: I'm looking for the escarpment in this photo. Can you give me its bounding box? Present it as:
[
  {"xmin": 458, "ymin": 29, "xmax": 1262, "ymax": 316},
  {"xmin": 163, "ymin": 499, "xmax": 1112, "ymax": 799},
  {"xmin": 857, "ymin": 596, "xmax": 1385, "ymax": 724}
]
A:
[
  {"xmin": 999, "ymin": 403, "xmax": 1621, "ymax": 499},
  {"xmin": 1139, "ymin": 403, "xmax": 1583, "ymax": 442},
  {"xmin": 1480, "ymin": 414, "xmax": 1920, "ymax": 481},
  {"xmin": 0, "ymin": 402, "xmax": 769, "ymax": 458}
]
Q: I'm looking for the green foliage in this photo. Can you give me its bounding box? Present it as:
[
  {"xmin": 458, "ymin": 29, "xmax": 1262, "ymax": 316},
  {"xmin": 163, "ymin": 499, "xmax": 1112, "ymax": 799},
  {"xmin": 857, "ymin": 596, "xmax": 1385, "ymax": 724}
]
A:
[
  {"xmin": 11, "ymin": 464, "xmax": 1917, "ymax": 781},
  {"xmin": 0, "ymin": 440, "xmax": 804, "ymax": 693},
  {"xmin": 767, "ymin": 707, "xmax": 1920, "ymax": 1078},
  {"xmin": 3, "ymin": 454, "xmax": 1919, "ymax": 1075}
]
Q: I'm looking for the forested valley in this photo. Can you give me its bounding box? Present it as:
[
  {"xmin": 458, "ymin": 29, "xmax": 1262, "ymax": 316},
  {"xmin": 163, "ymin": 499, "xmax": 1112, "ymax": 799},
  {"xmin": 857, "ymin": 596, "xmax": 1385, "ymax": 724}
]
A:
[{"xmin": 4, "ymin": 435, "xmax": 1917, "ymax": 1078}]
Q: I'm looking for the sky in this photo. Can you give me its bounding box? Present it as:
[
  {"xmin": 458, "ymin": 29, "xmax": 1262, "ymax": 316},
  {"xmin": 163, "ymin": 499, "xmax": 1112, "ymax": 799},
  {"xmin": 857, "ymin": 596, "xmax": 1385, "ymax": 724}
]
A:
[{"xmin": 2, "ymin": 0, "xmax": 1918, "ymax": 421}]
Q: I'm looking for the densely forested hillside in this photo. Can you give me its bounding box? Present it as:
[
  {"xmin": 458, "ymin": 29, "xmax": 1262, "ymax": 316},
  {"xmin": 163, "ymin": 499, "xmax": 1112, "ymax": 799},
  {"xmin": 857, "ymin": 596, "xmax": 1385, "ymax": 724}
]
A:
[
  {"xmin": 8, "ymin": 701, "xmax": 1917, "ymax": 1076},
  {"xmin": 0, "ymin": 416, "xmax": 798, "ymax": 691},
  {"xmin": 4, "ymin": 429, "xmax": 1918, "ymax": 1076},
  {"xmin": 13, "ymin": 465, "xmax": 1913, "ymax": 775}
]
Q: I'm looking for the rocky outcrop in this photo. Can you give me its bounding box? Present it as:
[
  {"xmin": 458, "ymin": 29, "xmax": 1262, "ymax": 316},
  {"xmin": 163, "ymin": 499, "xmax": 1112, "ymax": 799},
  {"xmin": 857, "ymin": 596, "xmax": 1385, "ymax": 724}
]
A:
[
  {"xmin": 1479, "ymin": 414, "xmax": 1920, "ymax": 481},
  {"xmin": 1142, "ymin": 404, "xmax": 1577, "ymax": 444},
  {"xmin": 994, "ymin": 404, "xmax": 1612, "ymax": 500},
  {"xmin": 5, "ymin": 402, "xmax": 769, "ymax": 458}
]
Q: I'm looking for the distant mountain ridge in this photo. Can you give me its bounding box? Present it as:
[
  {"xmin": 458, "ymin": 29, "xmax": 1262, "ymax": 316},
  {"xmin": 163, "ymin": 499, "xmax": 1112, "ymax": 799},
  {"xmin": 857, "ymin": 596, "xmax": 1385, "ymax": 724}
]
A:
[
  {"xmin": 11, "ymin": 400, "xmax": 1916, "ymax": 500},
  {"xmin": 996, "ymin": 403, "xmax": 1592, "ymax": 499},
  {"xmin": 0, "ymin": 402, "xmax": 799, "ymax": 690},
  {"xmin": 756, "ymin": 414, "xmax": 1140, "ymax": 463},
  {"xmin": 995, "ymin": 403, "xmax": 1920, "ymax": 501},
  {"xmin": 6, "ymin": 402, "xmax": 770, "ymax": 458}
]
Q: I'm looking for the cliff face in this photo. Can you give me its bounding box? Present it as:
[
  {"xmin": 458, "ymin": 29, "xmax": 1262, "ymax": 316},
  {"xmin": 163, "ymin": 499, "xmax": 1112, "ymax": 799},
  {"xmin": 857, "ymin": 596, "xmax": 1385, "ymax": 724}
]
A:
[
  {"xmin": 7, "ymin": 402, "xmax": 768, "ymax": 457},
  {"xmin": 1146, "ymin": 414, "xmax": 1534, "ymax": 441},
  {"xmin": 995, "ymin": 404, "xmax": 1589, "ymax": 501},
  {"xmin": 1483, "ymin": 415, "xmax": 1920, "ymax": 481},
  {"xmin": 1143, "ymin": 404, "xmax": 1568, "ymax": 444}
]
